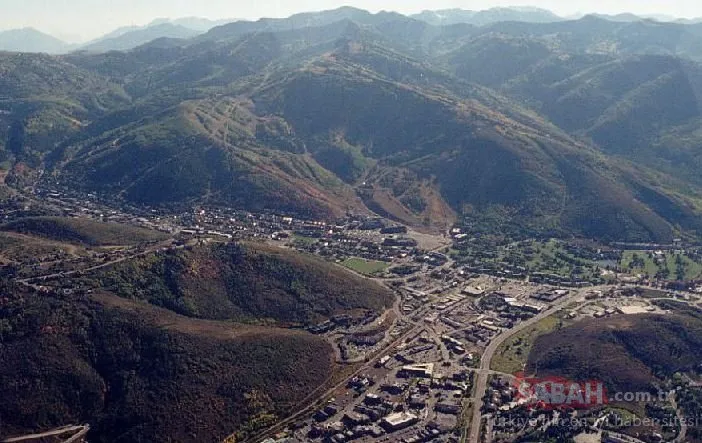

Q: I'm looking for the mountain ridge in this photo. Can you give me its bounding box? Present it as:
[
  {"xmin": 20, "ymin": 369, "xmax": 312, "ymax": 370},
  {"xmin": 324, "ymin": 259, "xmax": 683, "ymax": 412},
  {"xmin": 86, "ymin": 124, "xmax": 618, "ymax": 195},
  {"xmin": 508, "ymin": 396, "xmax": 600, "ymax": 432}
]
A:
[
  {"xmin": 5, "ymin": 6, "xmax": 702, "ymax": 55},
  {"xmin": 0, "ymin": 28, "xmax": 69, "ymax": 54},
  {"xmin": 3, "ymin": 8, "xmax": 702, "ymax": 241}
]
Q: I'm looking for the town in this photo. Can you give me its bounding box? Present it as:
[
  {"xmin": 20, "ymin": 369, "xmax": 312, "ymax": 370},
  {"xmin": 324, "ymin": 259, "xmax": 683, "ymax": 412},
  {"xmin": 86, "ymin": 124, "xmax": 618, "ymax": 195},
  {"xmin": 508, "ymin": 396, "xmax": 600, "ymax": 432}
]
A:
[{"xmin": 3, "ymin": 184, "xmax": 702, "ymax": 443}]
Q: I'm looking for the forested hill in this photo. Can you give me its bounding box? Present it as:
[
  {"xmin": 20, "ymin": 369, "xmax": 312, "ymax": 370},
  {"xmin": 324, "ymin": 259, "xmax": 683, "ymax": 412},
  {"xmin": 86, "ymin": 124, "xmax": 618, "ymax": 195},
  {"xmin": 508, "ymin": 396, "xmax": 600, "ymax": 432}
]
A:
[
  {"xmin": 3, "ymin": 8, "xmax": 702, "ymax": 241},
  {"xmin": 0, "ymin": 241, "xmax": 394, "ymax": 442},
  {"xmin": 90, "ymin": 241, "xmax": 395, "ymax": 325}
]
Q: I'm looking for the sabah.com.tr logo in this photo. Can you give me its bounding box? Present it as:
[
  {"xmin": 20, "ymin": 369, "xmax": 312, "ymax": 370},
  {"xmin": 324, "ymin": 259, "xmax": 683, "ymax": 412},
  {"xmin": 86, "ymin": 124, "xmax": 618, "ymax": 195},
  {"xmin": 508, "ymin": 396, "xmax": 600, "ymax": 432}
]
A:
[{"xmin": 513, "ymin": 373, "xmax": 608, "ymax": 410}]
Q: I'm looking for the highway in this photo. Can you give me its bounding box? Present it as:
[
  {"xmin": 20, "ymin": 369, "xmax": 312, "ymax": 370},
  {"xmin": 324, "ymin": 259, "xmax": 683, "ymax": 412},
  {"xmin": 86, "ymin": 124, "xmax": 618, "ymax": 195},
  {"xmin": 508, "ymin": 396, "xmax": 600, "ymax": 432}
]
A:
[
  {"xmin": 464, "ymin": 291, "xmax": 585, "ymax": 443},
  {"xmin": 462, "ymin": 285, "xmax": 701, "ymax": 443}
]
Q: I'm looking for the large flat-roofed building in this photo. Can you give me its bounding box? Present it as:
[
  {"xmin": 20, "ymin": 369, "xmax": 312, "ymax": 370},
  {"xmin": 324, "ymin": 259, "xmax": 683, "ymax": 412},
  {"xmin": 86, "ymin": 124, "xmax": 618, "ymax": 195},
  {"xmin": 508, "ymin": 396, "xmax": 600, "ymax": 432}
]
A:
[
  {"xmin": 380, "ymin": 412, "xmax": 419, "ymax": 432},
  {"xmin": 398, "ymin": 363, "xmax": 435, "ymax": 379},
  {"xmin": 462, "ymin": 286, "xmax": 485, "ymax": 296}
]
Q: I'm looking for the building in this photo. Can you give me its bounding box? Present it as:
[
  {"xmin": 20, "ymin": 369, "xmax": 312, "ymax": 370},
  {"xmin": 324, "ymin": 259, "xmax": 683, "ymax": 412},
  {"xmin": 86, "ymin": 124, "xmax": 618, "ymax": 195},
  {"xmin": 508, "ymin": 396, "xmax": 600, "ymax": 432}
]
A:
[
  {"xmin": 381, "ymin": 383, "xmax": 406, "ymax": 394},
  {"xmin": 435, "ymin": 402, "xmax": 462, "ymax": 414},
  {"xmin": 376, "ymin": 355, "xmax": 391, "ymax": 368},
  {"xmin": 409, "ymin": 394, "xmax": 427, "ymax": 409},
  {"xmin": 380, "ymin": 225, "xmax": 408, "ymax": 234},
  {"xmin": 462, "ymin": 286, "xmax": 485, "ymax": 296},
  {"xmin": 399, "ymin": 363, "xmax": 435, "ymax": 379},
  {"xmin": 380, "ymin": 412, "xmax": 420, "ymax": 432},
  {"xmin": 505, "ymin": 299, "xmax": 544, "ymax": 314},
  {"xmin": 342, "ymin": 412, "xmax": 369, "ymax": 426},
  {"xmin": 364, "ymin": 394, "xmax": 382, "ymax": 406}
]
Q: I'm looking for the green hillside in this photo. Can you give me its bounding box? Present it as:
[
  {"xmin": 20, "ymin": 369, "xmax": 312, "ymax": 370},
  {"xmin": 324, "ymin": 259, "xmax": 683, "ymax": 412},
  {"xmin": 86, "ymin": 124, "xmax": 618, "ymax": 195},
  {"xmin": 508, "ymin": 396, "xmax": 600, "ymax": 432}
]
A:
[
  {"xmin": 90, "ymin": 241, "xmax": 395, "ymax": 324},
  {"xmin": 0, "ymin": 52, "xmax": 129, "ymax": 166},
  {"xmin": 0, "ymin": 284, "xmax": 334, "ymax": 443},
  {"xmin": 526, "ymin": 312, "xmax": 702, "ymax": 393},
  {"xmin": 0, "ymin": 239, "xmax": 394, "ymax": 441},
  {"xmin": 525, "ymin": 305, "xmax": 702, "ymax": 440},
  {"xmin": 443, "ymin": 34, "xmax": 702, "ymax": 204},
  {"xmin": 1, "ymin": 10, "xmax": 702, "ymax": 242},
  {"xmin": 2, "ymin": 217, "xmax": 168, "ymax": 246},
  {"xmin": 59, "ymin": 37, "xmax": 697, "ymax": 240}
]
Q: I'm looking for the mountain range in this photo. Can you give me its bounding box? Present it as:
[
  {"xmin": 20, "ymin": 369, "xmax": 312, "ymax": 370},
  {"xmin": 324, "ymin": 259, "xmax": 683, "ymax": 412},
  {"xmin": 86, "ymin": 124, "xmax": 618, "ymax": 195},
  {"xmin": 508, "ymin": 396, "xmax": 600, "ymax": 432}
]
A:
[
  {"xmin": 0, "ymin": 17, "xmax": 232, "ymax": 54},
  {"xmin": 410, "ymin": 7, "xmax": 563, "ymax": 26},
  {"xmin": 78, "ymin": 23, "xmax": 202, "ymax": 53},
  {"xmin": 3, "ymin": 6, "xmax": 702, "ymax": 54},
  {"xmin": 3, "ymin": 7, "xmax": 702, "ymax": 241},
  {"xmin": 0, "ymin": 28, "xmax": 69, "ymax": 53}
]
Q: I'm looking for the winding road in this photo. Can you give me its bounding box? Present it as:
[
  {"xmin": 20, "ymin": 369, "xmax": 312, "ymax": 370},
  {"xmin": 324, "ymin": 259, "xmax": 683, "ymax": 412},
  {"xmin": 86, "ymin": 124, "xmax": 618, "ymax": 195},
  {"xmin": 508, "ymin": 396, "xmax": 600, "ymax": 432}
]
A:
[
  {"xmin": 465, "ymin": 291, "xmax": 584, "ymax": 443},
  {"xmin": 2, "ymin": 425, "xmax": 89, "ymax": 443},
  {"xmin": 16, "ymin": 240, "xmax": 181, "ymax": 289}
]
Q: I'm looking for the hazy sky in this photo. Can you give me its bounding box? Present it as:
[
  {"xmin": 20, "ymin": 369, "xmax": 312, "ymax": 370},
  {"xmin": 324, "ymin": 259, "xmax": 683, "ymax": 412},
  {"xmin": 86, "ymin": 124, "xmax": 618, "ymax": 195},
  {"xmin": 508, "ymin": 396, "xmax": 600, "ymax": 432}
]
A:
[{"xmin": 2, "ymin": 0, "xmax": 702, "ymax": 42}]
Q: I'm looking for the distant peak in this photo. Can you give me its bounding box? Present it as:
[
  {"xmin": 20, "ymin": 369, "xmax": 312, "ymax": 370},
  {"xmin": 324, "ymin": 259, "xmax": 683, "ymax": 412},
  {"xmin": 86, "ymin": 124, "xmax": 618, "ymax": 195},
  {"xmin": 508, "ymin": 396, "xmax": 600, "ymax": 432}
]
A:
[
  {"xmin": 335, "ymin": 6, "xmax": 366, "ymax": 12},
  {"xmin": 148, "ymin": 18, "xmax": 172, "ymax": 26},
  {"xmin": 579, "ymin": 13, "xmax": 611, "ymax": 21}
]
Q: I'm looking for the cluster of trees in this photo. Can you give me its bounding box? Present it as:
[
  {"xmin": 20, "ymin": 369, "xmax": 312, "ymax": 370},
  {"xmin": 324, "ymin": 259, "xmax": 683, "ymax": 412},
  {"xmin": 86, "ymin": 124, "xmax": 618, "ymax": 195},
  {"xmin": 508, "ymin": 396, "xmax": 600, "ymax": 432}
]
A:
[
  {"xmin": 92, "ymin": 242, "xmax": 393, "ymax": 325},
  {"xmin": 2, "ymin": 217, "xmax": 167, "ymax": 246},
  {"xmin": 0, "ymin": 277, "xmax": 334, "ymax": 442},
  {"xmin": 627, "ymin": 251, "xmax": 697, "ymax": 281},
  {"xmin": 678, "ymin": 384, "xmax": 702, "ymax": 441},
  {"xmin": 528, "ymin": 312, "xmax": 702, "ymax": 394}
]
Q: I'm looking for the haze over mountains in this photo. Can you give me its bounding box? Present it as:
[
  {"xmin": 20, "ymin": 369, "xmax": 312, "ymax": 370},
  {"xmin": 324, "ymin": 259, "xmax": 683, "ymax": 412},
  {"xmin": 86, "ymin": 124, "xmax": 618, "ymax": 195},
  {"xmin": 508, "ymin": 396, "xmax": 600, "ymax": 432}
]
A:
[
  {"xmin": 0, "ymin": 28, "xmax": 70, "ymax": 54},
  {"xmin": 3, "ymin": 6, "xmax": 702, "ymax": 241},
  {"xmin": 2, "ymin": 6, "xmax": 702, "ymax": 54},
  {"xmin": 0, "ymin": 17, "xmax": 233, "ymax": 54}
]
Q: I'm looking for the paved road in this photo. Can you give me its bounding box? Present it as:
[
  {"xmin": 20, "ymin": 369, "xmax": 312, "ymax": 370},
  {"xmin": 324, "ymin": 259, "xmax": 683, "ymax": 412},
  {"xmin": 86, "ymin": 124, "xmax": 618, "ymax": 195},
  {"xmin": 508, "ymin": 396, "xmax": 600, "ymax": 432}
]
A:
[
  {"xmin": 462, "ymin": 283, "xmax": 700, "ymax": 443},
  {"xmin": 236, "ymin": 267, "xmax": 447, "ymax": 443},
  {"xmin": 235, "ymin": 323, "xmax": 425, "ymax": 443},
  {"xmin": 465, "ymin": 292, "xmax": 583, "ymax": 443},
  {"xmin": 16, "ymin": 240, "xmax": 181, "ymax": 289},
  {"xmin": 671, "ymin": 395, "xmax": 688, "ymax": 443},
  {"xmin": 2, "ymin": 425, "xmax": 89, "ymax": 442}
]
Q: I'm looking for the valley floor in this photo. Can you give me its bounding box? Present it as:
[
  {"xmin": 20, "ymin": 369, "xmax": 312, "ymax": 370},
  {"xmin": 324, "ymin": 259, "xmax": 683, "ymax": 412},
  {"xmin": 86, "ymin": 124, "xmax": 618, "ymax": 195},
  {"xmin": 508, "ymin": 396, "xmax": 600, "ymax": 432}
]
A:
[{"xmin": 1, "ymin": 186, "xmax": 701, "ymax": 443}]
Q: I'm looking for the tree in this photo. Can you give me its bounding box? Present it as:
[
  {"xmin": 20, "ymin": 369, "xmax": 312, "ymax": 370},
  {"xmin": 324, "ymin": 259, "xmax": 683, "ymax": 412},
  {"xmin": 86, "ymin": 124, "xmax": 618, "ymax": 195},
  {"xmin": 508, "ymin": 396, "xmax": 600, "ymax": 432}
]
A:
[{"xmin": 6, "ymin": 120, "xmax": 25, "ymax": 155}]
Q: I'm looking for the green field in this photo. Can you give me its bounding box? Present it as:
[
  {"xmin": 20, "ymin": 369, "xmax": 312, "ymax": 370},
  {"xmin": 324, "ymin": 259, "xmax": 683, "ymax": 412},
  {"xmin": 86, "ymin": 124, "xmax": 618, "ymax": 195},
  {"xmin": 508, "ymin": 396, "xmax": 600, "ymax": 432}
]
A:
[
  {"xmin": 341, "ymin": 258, "xmax": 390, "ymax": 276},
  {"xmin": 521, "ymin": 240, "xmax": 600, "ymax": 279},
  {"xmin": 490, "ymin": 314, "xmax": 566, "ymax": 375},
  {"xmin": 292, "ymin": 234, "xmax": 318, "ymax": 247},
  {"xmin": 621, "ymin": 250, "xmax": 702, "ymax": 281},
  {"xmin": 455, "ymin": 238, "xmax": 604, "ymax": 282}
]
